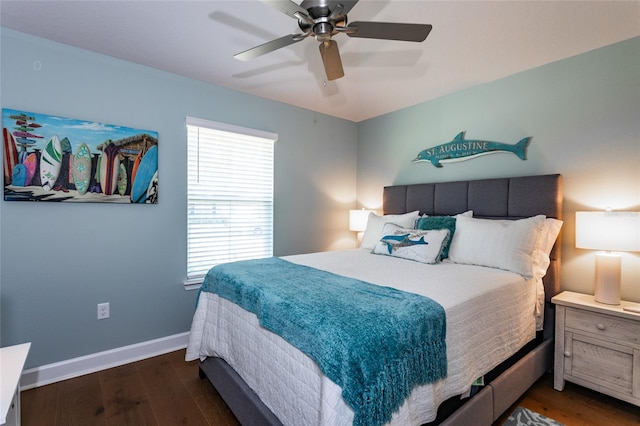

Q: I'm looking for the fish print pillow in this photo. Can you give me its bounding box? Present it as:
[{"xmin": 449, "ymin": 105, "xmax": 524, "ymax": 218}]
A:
[{"xmin": 372, "ymin": 223, "xmax": 450, "ymax": 264}]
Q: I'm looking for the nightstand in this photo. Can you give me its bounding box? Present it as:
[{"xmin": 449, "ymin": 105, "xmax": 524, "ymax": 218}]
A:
[
  {"xmin": 552, "ymin": 291, "xmax": 640, "ymax": 407},
  {"xmin": 1, "ymin": 343, "xmax": 31, "ymax": 426}
]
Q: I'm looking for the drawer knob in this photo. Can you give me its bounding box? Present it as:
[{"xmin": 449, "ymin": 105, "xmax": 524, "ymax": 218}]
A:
[
  {"xmin": 596, "ymin": 323, "xmax": 606, "ymax": 330},
  {"xmin": 564, "ymin": 351, "xmax": 571, "ymax": 357}
]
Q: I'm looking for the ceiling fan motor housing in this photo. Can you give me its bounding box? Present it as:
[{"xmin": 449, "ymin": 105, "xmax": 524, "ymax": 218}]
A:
[
  {"xmin": 297, "ymin": 3, "xmax": 347, "ymax": 42},
  {"xmin": 314, "ymin": 21, "xmax": 333, "ymax": 41}
]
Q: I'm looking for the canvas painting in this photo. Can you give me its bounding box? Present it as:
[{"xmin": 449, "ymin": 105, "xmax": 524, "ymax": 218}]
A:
[{"xmin": 2, "ymin": 108, "xmax": 158, "ymax": 203}]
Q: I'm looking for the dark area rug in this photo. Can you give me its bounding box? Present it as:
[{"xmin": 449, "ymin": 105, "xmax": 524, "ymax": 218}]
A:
[{"xmin": 502, "ymin": 406, "xmax": 565, "ymax": 426}]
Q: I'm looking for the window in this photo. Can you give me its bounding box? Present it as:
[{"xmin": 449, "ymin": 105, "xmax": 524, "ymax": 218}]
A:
[{"xmin": 186, "ymin": 117, "xmax": 276, "ymax": 287}]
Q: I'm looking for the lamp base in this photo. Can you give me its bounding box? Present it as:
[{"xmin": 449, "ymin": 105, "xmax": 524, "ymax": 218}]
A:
[{"xmin": 594, "ymin": 253, "xmax": 621, "ymax": 305}]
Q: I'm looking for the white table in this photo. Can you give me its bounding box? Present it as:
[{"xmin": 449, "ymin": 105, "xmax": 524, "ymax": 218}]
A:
[
  {"xmin": 1, "ymin": 343, "xmax": 31, "ymax": 426},
  {"xmin": 553, "ymin": 291, "xmax": 640, "ymax": 406}
]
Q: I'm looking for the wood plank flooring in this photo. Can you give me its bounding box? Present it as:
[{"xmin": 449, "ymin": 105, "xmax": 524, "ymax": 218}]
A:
[
  {"xmin": 22, "ymin": 350, "xmax": 239, "ymax": 426},
  {"xmin": 21, "ymin": 349, "xmax": 640, "ymax": 425},
  {"xmin": 495, "ymin": 373, "xmax": 640, "ymax": 426}
]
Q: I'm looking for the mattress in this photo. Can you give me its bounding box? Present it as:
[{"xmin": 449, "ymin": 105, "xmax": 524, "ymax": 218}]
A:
[{"xmin": 186, "ymin": 249, "xmax": 540, "ymax": 425}]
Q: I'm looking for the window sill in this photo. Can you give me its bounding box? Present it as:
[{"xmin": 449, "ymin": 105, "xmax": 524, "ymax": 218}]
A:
[{"xmin": 183, "ymin": 279, "xmax": 202, "ymax": 291}]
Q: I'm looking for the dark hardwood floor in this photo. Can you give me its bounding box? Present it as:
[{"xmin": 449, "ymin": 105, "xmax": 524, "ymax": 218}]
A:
[
  {"xmin": 22, "ymin": 349, "xmax": 640, "ymax": 425},
  {"xmin": 494, "ymin": 373, "xmax": 640, "ymax": 426},
  {"xmin": 22, "ymin": 350, "xmax": 239, "ymax": 426}
]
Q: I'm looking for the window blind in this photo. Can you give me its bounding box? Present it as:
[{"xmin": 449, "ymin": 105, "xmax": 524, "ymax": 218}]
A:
[{"xmin": 186, "ymin": 117, "xmax": 276, "ymax": 286}]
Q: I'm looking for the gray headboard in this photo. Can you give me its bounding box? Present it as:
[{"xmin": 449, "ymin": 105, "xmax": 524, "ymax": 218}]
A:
[{"xmin": 383, "ymin": 174, "xmax": 563, "ymax": 301}]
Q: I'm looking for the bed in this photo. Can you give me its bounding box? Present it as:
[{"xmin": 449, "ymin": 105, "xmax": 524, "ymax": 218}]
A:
[{"xmin": 186, "ymin": 173, "xmax": 563, "ymax": 426}]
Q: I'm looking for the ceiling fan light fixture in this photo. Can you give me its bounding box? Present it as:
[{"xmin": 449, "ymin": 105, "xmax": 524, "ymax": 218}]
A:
[{"xmin": 314, "ymin": 22, "xmax": 333, "ymax": 42}]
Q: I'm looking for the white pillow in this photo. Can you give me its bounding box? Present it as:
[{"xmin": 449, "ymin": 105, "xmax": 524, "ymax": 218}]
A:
[
  {"xmin": 532, "ymin": 218, "xmax": 563, "ymax": 279},
  {"xmin": 360, "ymin": 210, "xmax": 420, "ymax": 250},
  {"xmin": 448, "ymin": 215, "xmax": 547, "ymax": 278},
  {"xmin": 372, "ymin": 223, "xmax": 450, "ymax": 264},
  {"xmin": 538, "ymin": 218, "xmax": 563, "ymax": 255}
]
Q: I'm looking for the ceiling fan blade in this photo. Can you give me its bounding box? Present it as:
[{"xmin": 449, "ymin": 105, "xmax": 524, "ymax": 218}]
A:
[
  {"xmin": 260, "ymin": 0, "xmax": 308, "ymax": 19},
  {"xmin": 319, "ymin": 40, "xmax": 344, "ymax": 81},
  {"xmin": 345, "ymin": 22, "xmax": 433, "ymax": 42},
  {"xmin": 234, "ymin": 34, "xmax": 306, "ymax": 61}
]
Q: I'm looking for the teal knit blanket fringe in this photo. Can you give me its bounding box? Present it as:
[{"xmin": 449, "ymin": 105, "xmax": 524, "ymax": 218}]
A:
[{"xmin": 200, "ymin": 257, "xmax": 447, "ymax": 426}]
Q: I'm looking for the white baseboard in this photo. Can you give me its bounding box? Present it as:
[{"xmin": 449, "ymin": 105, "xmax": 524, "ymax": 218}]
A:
[{"xmin": 20, "ymin": 332, "xmax": 190, "ymax": 390}]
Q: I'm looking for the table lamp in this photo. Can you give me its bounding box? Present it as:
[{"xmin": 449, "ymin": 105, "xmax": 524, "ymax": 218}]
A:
[
  {"xmin": 575, "ymin": 211, "xmax": 640, "ymax": 310},
  {"xmin": 349, "ymin": 209, "xmax": 372, "ymax": 246}
]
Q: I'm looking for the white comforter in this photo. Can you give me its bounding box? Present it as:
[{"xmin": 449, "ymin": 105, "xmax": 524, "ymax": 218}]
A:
[{"xmin": 186, "ymin": 249, "xmax": 540, "ymax": 425}]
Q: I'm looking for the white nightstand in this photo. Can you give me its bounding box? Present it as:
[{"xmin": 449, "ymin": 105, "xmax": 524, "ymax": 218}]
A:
[
  {"xmin": 1, "ymin": 343, "xmax": 31, "ymax": 426},
  {"xmin": 552, "ymin": 291, "xmax": 640, "ymax": 406}
]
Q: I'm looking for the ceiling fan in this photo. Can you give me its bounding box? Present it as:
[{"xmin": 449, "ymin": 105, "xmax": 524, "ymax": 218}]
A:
[{"xmin": 234, "ymin": 0, "xmax": 433, "ymax": 81}]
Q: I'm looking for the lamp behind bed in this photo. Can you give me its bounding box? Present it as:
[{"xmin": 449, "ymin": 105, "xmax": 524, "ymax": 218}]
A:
[{"xmin": 349, "ymin": 209, "xmax": 373, "ymax": 246}]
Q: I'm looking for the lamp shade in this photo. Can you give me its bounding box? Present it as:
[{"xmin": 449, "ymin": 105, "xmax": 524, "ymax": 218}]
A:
[
  {"xmin": 575, "ymin": 211, "xmax": 640, "ymax": 252},
  {"xmin": 349, "ymin": 209, "xmax": 371, "ymax": 232}
]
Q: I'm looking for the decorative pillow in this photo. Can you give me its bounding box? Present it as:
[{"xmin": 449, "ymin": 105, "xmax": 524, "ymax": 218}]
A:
[
  {"xmin": 372, "ymin": 223, "xmax": 450, "ymax": 264},
  {"xmin": 416, "ymin": 215, "xmax": 457, "ymax": 259},
  {"xmin": 419, "ymin": 210, "xmax": 473, "ymax": 219},
  {"xmin": 448, "ymin": 215, "xmax": 547, "ymax": 278},
  {"xmin": 360, "ymin": 210, "xmax": 420, "ymax": 250}
]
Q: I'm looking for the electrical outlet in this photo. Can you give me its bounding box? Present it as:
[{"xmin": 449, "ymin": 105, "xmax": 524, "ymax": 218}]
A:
[{"xmin": 97, "ymin": 302, "xmax": 110, "ymax": 320}]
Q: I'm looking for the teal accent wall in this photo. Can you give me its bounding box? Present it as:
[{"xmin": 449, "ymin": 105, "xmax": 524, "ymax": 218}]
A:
[
  {"xmin": 0, "ymin": 29, "xmax": 358, "ymax": 368},
  {"xmin": 357, "ymin": 37, "xmax": 640, "ymax": 301}
]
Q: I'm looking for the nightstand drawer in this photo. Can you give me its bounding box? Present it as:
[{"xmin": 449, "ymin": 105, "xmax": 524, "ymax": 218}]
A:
[{"xmin": 566, "ymin": 308, "xmax": 640, "ymax": 346}]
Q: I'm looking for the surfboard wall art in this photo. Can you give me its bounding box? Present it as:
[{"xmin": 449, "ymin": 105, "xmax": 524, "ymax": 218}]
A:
[{"xmin": 2, "ymin": 108, "xmax": 158, "ymax": 203}]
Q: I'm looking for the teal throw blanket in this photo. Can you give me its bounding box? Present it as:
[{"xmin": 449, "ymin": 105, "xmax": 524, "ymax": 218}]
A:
[{"xmin": 200, "ymin": 257, "xmax": 447, "ymax": 426}]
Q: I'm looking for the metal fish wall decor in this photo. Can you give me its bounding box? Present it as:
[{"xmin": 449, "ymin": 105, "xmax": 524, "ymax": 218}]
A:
[{"xmin": 413, "ymin": 132, "xmax": 530, "ymax": 168}]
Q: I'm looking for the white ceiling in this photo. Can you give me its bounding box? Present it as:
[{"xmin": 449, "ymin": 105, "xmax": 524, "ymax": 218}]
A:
[{"xmin": 1, "ymin": 1, "xmax": 639, "ymax": 122}]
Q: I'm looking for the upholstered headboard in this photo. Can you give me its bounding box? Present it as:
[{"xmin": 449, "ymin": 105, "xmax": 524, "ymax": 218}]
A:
[{"xmin": 383, "ymin": 174, "xmax": 563, "ymax": 301}]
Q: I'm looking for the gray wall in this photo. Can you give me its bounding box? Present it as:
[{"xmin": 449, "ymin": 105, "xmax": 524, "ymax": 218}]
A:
[
  {"xmin": 0, "ymin": 29, "xmax": 358, "ymax": 368},
  {"xmin": 357, "ymin": 37, "xmax": 640, "ymax": 302}
]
